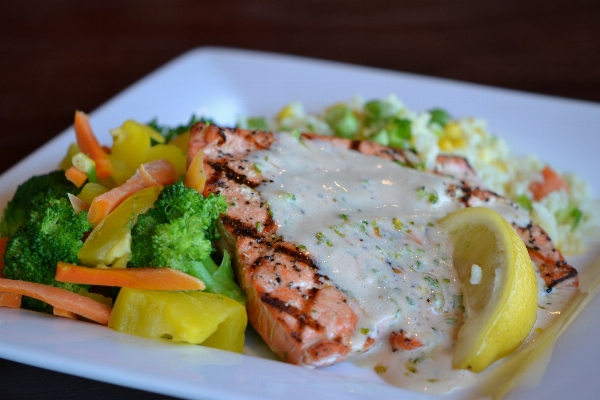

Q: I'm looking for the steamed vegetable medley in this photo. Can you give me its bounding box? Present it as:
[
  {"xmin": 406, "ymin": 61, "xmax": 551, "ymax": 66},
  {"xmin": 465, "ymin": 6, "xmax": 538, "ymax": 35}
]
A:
[{"xmin": 0, "ymin": 111, "xmax": 247, "ymax": 353}]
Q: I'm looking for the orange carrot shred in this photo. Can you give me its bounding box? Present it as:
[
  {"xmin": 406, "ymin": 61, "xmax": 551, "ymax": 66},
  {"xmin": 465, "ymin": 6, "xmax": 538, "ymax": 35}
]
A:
[
  {"xmin": 65, "ymin": 166, "xmax": 88, "ymax": 187},
  {"xmin": 54, "ymin": 307, "xmax": 78, "ymax": 319},
  {"xmin": 0, "ymin": 278, "xmax": 111, "ymax": 325},
  {"xmin": 74, "ymin": 111, "xmax": 114, "ymax": 180},
  {"xmin": 87, "ymin": 159, "xmax": 176, "ymax": 225},
  {"xmin": 0, "ymin": 292, "xmax": 22, "ymax": 308},
  {"xmin": 56, "ymin": 261, "xmax": 205, "ymax": 291},
  {"xmin": 529, "ymin": 166, "xmax": 569, "ymax": 201}
]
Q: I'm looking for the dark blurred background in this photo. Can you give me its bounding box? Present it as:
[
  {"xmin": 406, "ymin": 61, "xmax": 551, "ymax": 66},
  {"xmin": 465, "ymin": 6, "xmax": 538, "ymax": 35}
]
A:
[
  {"xmin": 2, "ymin": 0, "xmax": 599, "ymax": 176},
  {"xmin": 0, "ymin": 0, "xmax": 599, "ymax": 398}
]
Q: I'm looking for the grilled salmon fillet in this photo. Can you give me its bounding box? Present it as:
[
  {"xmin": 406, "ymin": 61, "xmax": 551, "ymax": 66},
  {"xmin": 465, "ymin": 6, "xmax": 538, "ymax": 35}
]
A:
[{"xmin": 188, "ymin": 122, "xmax": 577, "ymax": 366}]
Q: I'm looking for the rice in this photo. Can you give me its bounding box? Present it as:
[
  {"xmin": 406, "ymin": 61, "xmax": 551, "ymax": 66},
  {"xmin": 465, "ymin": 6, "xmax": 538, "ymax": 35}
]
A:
[{"xmin": 238, "ymin": 95, "xmax": 600, "ymax": 255}]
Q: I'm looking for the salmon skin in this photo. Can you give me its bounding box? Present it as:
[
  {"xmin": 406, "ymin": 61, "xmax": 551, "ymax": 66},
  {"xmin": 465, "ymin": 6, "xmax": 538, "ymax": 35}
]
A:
[{"xmin": 188, "ymin": 122, "xmax": 577, "ymax": 366}]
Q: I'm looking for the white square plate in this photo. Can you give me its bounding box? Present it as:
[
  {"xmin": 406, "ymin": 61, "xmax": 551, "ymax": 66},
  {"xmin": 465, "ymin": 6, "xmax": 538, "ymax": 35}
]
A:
[{"xmin": 1, "ymin": 47, "xmax": 599, "ymax": 400}]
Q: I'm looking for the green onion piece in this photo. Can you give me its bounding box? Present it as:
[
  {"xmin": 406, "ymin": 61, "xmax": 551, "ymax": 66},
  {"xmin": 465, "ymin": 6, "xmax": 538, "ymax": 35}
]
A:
[
  {"xmin": 517, "ymin": 194, "xmax": 533, "ymax": 211},
  {"xmin": 570, "ymin": 207, "xmax": 583, "ymax": 231},
  {"xmin": 247, "ymin": 117, "xmax": 268, "ymax": 130},
  {"xmin": 364, "ymin": 100, "xmax": 385, "ymax": 125},
  {"xmin": 387, "ymin": 118, "xmax": 412, "ymax": 148},
  {"xmin": 87, "ymin": 166, "xmax": 98, "ymax": 183},
  {"xmin": 370, "ymin": 129, "xmax": 390, "ymax": 146},
  {"xmin": 429, "ymin": 108, "xmax": 451, "ymax": 127},
  {"xmin": 324, "ymin": 104, "xmax": 359, "ymax": 138}
]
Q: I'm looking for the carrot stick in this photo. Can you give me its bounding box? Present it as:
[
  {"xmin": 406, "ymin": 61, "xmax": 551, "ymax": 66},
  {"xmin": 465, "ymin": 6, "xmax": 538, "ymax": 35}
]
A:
[
  {"xmin": 87, "ymin": 159, "xmax": 176, "ymax": 225},
  {"xmin": 74, "ymin": 111, "xmax": 114, "ymax": 180},
  {"xmin": 184, "ymin": 149, "xmax": 206, "ymax": 194},
  {"xmin": 65, "ymin": 166, "xmax": 88, "ymax": 187},
  {"xmin": 0, "ymin": 292, "xmax": 22, "ymax": 308},
  {"xmin": 0, "ymin": 278, "xmax": 111, "ymax": 325},
  {"xmin": 56, "ymin": 261, "xmax": 205, "ymax": 291},
  {"xmin": 529, "ymin": 166, "xmax": 569, "ymax": 201},
  {"xmin": 54, "ymin": 307, "xmax": 78, "ymax": 319}
]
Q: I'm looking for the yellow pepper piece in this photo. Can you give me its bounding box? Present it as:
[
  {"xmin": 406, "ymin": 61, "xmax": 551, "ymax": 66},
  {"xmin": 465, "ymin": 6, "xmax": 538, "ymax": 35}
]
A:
[
  {"xmin": 145, "ymin": 144, "xmax": 187, "ymax": 180},
  {"xmin": 59, "ymin": 143, "xmax": 81, "ymax": 171},
  {"xmin": 78, "ymin": 182, "xmax": 109, "ymax": 204},
  {"xmin": 78, "ymin": 186, "xmax": 160, "ymax": 267},
  {"xmin": 168, "ymin": 131, "xmax": 191, "ymax": 152},
  {"xmin": 184, "ymin": 149, "xmax": 206, "ymax": 194},
  {"xmin": 110, "ymin": 121, "xmax": 152, "ymax": 184},
  {"xmin": 109, "ymin": 288, "xmax": 247, "ymax": 353}
]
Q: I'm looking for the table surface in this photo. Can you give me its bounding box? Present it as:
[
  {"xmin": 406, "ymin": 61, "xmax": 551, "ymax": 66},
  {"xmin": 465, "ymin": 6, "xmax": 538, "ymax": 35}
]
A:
[{"xmin": 1, "ymin": 1, "xmax": 599, "ymax": 398}]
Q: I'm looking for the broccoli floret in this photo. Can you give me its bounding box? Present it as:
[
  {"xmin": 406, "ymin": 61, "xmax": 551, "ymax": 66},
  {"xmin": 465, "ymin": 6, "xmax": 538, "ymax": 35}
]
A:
[
  {"xmin": 3, "ymin": 197, "xmax": 93, "ymax": 312},
  {"xmin": 129, "ymin": 182, "xmax": 245, "ymax": 304},
  {"xmin": 1, "ymin": 170, "xmax": 79, "ymax": 238}
]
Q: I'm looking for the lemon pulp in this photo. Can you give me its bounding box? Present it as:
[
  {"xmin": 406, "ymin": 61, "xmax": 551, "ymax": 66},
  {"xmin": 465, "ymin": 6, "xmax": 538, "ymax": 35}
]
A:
[{"xmin": 439, "ymin": 207, "xmax": 538, "ymax": 372}]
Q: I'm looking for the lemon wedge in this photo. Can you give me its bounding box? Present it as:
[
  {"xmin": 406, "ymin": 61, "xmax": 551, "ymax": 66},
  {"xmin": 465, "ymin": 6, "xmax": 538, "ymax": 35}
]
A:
[{"xmin": 439, "ymin": 207, "xmax": 538, "ymax": 372}]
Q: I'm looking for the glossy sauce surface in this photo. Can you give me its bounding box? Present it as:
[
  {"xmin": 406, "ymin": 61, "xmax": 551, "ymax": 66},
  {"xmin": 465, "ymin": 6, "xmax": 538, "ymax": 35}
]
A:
[{"xmin": 247, "ymin": 133, "xmax": 572, "ymax": 393}]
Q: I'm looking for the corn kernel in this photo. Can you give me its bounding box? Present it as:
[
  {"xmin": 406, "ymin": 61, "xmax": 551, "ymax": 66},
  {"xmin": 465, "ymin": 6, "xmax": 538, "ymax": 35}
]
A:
[
  {"xmin": 444, "ymin": 122, "xmax": 463, "ymax": 140},
  {"xmin": 439, "ymin": 138, "xmax": 453, "ymax": 151},
  {"xmin": 452, "ymin": 138, "xmax": 466, "ymax": 149},
  {"xmin": 277, "ymin": 104, "xmax": 296, "ymax": 121}
]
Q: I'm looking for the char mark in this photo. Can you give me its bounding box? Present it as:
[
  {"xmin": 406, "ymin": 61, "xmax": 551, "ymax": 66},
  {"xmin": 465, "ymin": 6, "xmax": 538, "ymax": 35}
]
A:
[
  {"xmin": 260, "ymin": 292, "xmax": 323, "ymax": 334},
  {"xmin": 208, "ymin": 161, "xmax": 260, "ymax": 188},
  {"xmin": 545, "ymin": 264, "xmax": 578, "ymax": 293},
  {"xmin": 274, "ymin": 244, "xmax": 319, "ymax": 272},
  {"xmin": 221, "ymin": 215, "xmax": 262, "ymax": 240}
]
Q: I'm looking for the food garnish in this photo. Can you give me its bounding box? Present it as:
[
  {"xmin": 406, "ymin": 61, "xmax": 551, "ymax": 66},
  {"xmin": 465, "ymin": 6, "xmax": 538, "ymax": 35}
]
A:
[{"xmin": 439, "ymin": 207, "xmax": 538, "ymax": 372}]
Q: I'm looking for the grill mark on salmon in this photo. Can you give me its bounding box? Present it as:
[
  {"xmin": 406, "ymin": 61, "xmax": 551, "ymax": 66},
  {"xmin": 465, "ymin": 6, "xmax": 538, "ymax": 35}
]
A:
[
  {"xmin": 188, "ymin": 122, "xmax": 577, "ymax": 367},
  {"xmin": 208, "ymin": 161, "xmax": 261, "ymax": 188}
]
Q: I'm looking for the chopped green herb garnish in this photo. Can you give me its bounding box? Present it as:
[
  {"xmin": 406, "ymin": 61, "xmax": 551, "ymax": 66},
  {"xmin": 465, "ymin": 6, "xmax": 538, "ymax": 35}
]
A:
[
  {"xmin": 316, "ymin": 232, "xmax": 333, "ymax": 247},
  {"xmin": 374, "ymin": 365, "xmax": 388, "ymax": 374},
  {"xmin": 290, "ymin": 129, "xmax": 306, "ymax": 146},
  {"xmin": 416, "ymin": 186, "xmax": 439, "ymax": 204},
  {"xmin": 424, "ymin": 276, "xmax": 439, "ymax": 288}
]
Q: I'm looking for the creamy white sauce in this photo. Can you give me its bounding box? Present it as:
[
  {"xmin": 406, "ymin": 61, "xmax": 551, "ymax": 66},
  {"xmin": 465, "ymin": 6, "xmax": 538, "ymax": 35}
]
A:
[{"xmin": 247, "ymin": 133, "xmax": 574, "ymax": 394}]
